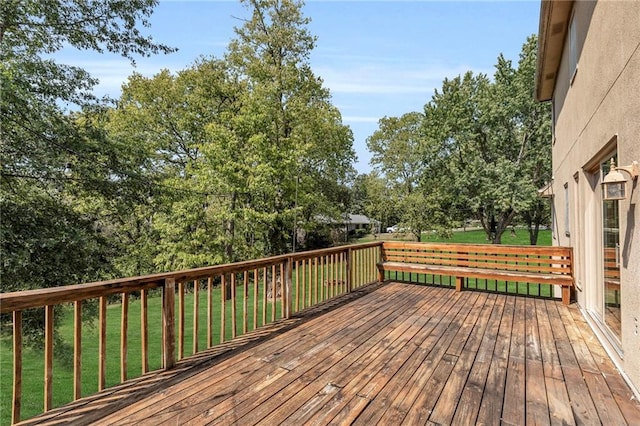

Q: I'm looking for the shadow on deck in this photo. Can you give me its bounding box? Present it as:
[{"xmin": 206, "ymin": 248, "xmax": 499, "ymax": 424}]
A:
[{"xmin": 18, "ymin": 282, "xmax": 640, "ymax": 425}]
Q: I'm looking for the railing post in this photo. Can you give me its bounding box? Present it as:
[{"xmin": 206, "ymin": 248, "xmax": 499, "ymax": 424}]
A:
[
  {"xmin": 285, "ymin": 256, "xmax": 293, "ymax": 318},
  {"xmin": 163, "ymin": 278, "xmax": 176, "ymax": 370},
  {"xmin": 377, "ymin": 243, "xmax": 385, "ymax": 283}
]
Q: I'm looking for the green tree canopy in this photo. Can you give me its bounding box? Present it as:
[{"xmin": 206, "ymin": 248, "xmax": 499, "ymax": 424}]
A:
[{"xmin": 422, "ymin": 35, "xmax": 551, "ymax": 243}]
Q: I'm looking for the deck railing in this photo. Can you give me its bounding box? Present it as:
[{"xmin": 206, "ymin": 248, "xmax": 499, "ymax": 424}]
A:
[
  {"xmin": 0, "ymin": 240, "xmax": 573, "ymax": 424},
  {"xmin": 0, "ymin": 242, "xmax": 382, "ymax": 424}
]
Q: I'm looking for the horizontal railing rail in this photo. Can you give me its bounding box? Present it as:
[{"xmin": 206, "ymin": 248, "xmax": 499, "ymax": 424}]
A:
[{"xmin": 0, "ymin": 241, "xmax": 382, "ymax": 424}]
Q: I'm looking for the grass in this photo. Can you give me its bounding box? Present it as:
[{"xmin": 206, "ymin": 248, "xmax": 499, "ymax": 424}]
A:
[
  {"xmin": 358, "ymin": 228, "xmax": 552, "ymax": 247},
  {"xmin": 422, "ymin": 228, "xmax": 552, "ymax": 246}
]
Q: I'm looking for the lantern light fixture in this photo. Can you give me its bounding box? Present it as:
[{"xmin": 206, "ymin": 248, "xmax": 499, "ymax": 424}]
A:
[{"xmin": 602, "ymin": 159, "xmax": 638, "ymax": 201}]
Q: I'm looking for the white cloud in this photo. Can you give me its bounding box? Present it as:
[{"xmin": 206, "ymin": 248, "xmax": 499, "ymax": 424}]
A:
[
  {"xmin": 316, "ymin": 60, "xmax": 490, "ymax": 96},
  {"xmin": 342, "ymin": 116, "xmax": 381, "ymax": 123},
  {"xmin": 59, "ymin": 57, "xmax": 182, "ymax": 97}
]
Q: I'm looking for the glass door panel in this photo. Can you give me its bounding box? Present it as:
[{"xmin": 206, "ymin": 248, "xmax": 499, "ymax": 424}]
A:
[{"xmin": 601, "ymin": 155, "xmax": 621, "ymax": 340}]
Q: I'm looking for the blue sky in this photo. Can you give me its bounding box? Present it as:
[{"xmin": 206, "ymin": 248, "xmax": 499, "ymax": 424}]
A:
[{"xmin": 59, "ymin": 0, "xmax": 542, "ymax": 174}]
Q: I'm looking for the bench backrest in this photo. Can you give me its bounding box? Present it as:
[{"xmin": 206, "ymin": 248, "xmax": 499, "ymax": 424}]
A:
[{"xmin": 381, "ymin": 242, "xmax": 573, "ymax": 276}]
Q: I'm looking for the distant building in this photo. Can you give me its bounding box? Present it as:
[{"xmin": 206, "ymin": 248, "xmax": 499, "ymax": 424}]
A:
[
  {"xmin": 314, "ymin": 214, "xmax": 379, "ymax": 234},
  {"xmin": 344, "ymin": 214, "xmax": 377, "ymax": 233},
  {"xmin": 536, "ymin": 0, "xmax": 640, "ymax": 395}
]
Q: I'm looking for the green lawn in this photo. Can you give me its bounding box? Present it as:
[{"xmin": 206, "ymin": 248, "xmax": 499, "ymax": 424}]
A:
[
  {"xmin": 358, "ymin": 228, "xmax": 551, "ymax": 246},
  {"xmin": 422, "ymin": 228, "xmax": 551, "ymax": 246}
]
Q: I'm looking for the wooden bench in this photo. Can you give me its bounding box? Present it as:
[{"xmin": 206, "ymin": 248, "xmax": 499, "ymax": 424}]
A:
[{"xmin": 377, "ymin": 242, "xmax": 574, "ymax": 304}]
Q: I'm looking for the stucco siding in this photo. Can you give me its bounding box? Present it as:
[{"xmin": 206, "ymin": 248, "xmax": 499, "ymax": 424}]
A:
[{"xmin": 550, "ymin": 0, "xmax": 640, "ymax": 394}]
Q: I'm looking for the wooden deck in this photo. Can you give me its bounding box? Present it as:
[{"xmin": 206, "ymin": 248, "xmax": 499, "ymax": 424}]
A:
[{"xmin": 19, "ymin": 282, "xmax": 640, "ymax": 425}]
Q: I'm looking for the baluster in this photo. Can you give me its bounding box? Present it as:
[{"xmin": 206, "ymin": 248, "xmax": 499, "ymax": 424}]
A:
[
  {"xmin": 178, "ymin": 281, "xmax": 184, "ymax": 360},
  {"xmin": 231, "ymin": 273, "xmax": 237, "ymax": 338},
  {"xmin": 45, "ymin": 305, "xmax": 53, "ymax": 411},
  {"xmin": 262, "ymin": 267, "xmax": 267, "ymax": 327},
  {"xmin": 74, "ymin": 301, "xmax": 82, "ymax": 399},
  {"xmin": 221, "ymin": 275, "xmax": 227, "ymax": 342},
  {"xmin": 253, "ymin": 269, "xmax": 258, "ymax": 330},
  {"xmin": 314, "ymin": 257, "xmax": 319, "ymax": 305},
  {"xmin": 271, "ymin": 264, "xmax": 276, "ymax": 322},
  {"xmin": 320, "ymin": 255, "xmax": 325, "ymax": 301},
  {"xmin": 141, "ymin": 289, "xmax": 148, "ymax": 374},
  {"xmin": 121, "ymin": 293, "xmax": 128, "ymax": 382},
  {"xmin": 12, "ymin": 311, "xmax": 22, "ymax": 424},
  {"xmin": 193, "ymin": 279, "xmax": 199, "ymax": 354},
  {"xmin": 285, "ymin": 257, "xmax": 293, "ymax": 318},
  {"xmin": 347, "ymin": 248, "xmax": 353, "ymax": 292},
  {"xmin": 207, "ymin": 277, "xmax": 213, "ymax": 347},
  {"xmin": 295, "ymin": 260, "xmax": 300, "ymax": 313},
  {"xmin": 98, "ymin": 296, "xmax": 107, "ymax": 390},
  {"xmin": 243, "ymin": 271, "xmax": 249, "ymax": 334}
]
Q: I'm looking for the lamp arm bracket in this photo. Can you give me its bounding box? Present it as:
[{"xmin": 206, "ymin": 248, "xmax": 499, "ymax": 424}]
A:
[{"xmin": 617, "ymin": 161, "xmax": 639, "ymax": 179}]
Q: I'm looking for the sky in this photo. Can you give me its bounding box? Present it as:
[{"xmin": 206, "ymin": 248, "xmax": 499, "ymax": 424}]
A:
[{"xmin": 58, "ymin": 0, "xmax": 542, "ymax": 174}]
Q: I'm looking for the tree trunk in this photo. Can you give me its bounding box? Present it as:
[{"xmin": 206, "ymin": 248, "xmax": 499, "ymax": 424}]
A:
[
  {"xmin": 524, "ymin": 199, "xmax": 549, "ymax": 245},
  {"xmin": 529, "ymin": 224, "xmax": 540, "ymax": 245}
]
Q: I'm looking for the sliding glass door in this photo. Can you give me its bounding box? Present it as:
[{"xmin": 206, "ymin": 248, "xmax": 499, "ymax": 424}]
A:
[{"xmin": 601, "ymin": 154, "xmax": 621, "ymax": 341}]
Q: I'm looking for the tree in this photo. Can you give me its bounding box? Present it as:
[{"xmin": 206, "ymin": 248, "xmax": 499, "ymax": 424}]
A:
[
  {"xmin": 1, "ymin": 0, "xmax": 174, "ymax": 189},
  {"xmin": 1, "ymin": 0, "xmax": 173, "ymax": 339},
  {"xmin": 103, "ymin": 0, "xmax": 356, "ymax": 269},
  {"xmin": 223, "ymin": 0, "xmax": 355, "ymax": 254},
  {"xmin": 511, "ymin": 36, "xmax": 552, "ymax": 244},
  {"xmin": 422, "ymin": 35, "xmax": 551, "ymax": 244},
  {"xmin": 352, "ymin": 172, "xmax": 398, "ymax": 233},
  {"xmin": 367, "ymin": 112, "xmax": 427, "ymax": 240}
]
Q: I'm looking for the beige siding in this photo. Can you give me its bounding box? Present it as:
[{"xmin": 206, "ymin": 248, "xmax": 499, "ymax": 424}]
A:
[{"xmin": 550, "ymin": 0, "xmax": 640, "ymax": 394}]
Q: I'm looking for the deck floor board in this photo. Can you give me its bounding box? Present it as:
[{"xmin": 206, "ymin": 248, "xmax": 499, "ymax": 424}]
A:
[{"xmin": 19, "ymin": 282, "xmax": 640, "ymax": 426}]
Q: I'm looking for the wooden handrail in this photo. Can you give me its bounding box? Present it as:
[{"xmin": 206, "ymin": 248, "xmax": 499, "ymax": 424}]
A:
[
  {"xmin": 1, "ymin": 241, "xmax": 382, "ymax": 424},
  {"xmin": 0, "ymin": 241, "xmax": 382, "ymax": 313}
]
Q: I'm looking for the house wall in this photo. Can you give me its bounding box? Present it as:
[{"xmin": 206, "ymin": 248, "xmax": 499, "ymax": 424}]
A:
[{"xmin": 550, "ymin": 0, "xmax": 640, "ymax": 394}]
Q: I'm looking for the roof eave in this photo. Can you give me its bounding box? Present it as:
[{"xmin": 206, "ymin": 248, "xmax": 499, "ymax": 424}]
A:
[{"xmin": 535, "ymin": 0, "xmax": 574, "ymax": 102}]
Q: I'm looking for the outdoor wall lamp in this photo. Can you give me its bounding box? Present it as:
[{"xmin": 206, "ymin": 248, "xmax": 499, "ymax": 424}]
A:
[{"xmin": 602, "ymin": 159, "xmax": 639, "ymax": 201}]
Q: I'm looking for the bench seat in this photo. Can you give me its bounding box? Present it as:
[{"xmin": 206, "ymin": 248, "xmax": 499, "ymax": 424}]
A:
[{"xmin": 378, "ymin": 261, "xmax": 574, "ymax": 305}]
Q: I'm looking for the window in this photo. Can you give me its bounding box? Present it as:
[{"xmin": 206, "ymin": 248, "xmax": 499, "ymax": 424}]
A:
[
  {"xmin": 564, "ymin": 182, "xmax": 570, "ymax": 237},
  {"xmin": 569, "ymin": 10, "xmax": 578, "ymax": 83},
  {"xmin": 551, "ymin": 101, "xmax": 556, "ymax": 145}
]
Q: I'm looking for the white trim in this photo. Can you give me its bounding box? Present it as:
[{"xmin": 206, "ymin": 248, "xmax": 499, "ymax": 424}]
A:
[{"xmin": 581, "ymin": 306, "xmax": 640, "ymax": 402}]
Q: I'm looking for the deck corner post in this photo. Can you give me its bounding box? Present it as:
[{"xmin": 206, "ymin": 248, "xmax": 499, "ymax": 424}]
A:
[
  {"xmin": 377, "ymin": 243, "xmax": 386, "ymax": 283},
  {"xmin": 163, "ymin": 277, "xmax": 176, "ymax": 370},
  {"xmin": 285, "ymin": 256, "xmax": 293, "ymax": 318}
]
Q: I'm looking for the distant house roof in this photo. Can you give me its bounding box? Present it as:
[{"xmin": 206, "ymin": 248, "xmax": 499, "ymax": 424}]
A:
[
  {"xmin": 347, "ymin": 214, "xmax": 372, "ymax": 225},
  {"xmin": 314, "ymin": 214, "xmax": 378, "ymax": 225}
]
